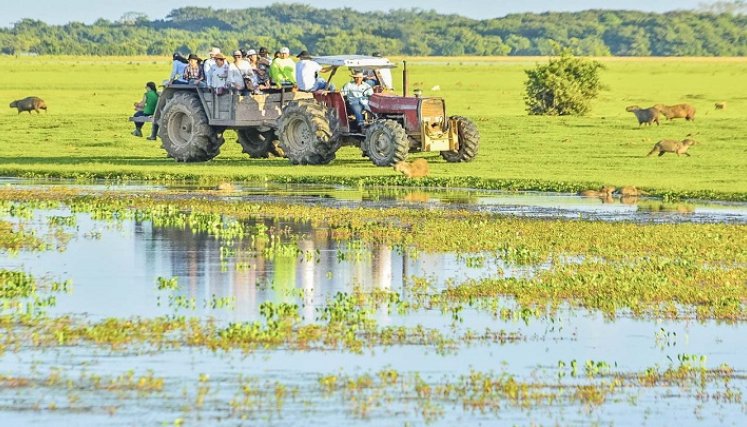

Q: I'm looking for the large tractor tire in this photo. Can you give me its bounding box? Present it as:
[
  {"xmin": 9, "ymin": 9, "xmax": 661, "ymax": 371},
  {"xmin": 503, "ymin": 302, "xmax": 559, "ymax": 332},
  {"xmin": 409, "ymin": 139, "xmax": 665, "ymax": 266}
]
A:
[
  {"xmin": 364, "ymin": 120, "xmax": 409, "ymax": 166},
  {"xmin": 237, "ymin": 128, "xmax": 284, "ymax": 158},
  {"xmin": 277, "ymin": 101, "xmax": 339, "ymax": 165},
  {"xmin": 158, "ymin": 93, "xmax": 224, "ymax": 162},
  {"xmin": 440, "ymin": 115, "xmax": 480, "ymax": 163}
]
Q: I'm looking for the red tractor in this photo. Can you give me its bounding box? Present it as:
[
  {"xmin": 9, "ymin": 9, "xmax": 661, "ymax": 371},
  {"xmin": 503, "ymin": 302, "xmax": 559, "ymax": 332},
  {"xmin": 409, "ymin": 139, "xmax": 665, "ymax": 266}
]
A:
[{"xmin": 276, "ymin": 55, "xmax": 480, "ymax": 166}]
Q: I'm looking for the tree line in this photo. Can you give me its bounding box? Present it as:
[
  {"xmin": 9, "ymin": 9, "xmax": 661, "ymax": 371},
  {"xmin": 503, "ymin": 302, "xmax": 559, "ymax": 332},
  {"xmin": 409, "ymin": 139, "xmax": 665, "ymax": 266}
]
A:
[{"xmin": 1, "ymin": 4, "xmax": 746, "ymax": 56}]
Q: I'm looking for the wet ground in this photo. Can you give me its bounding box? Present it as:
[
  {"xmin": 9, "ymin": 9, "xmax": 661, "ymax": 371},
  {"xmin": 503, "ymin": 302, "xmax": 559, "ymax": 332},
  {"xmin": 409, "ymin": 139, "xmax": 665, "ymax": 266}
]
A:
[{"xmin": 0, "ymin": 180, "xmax": 745, "ymax": 426}]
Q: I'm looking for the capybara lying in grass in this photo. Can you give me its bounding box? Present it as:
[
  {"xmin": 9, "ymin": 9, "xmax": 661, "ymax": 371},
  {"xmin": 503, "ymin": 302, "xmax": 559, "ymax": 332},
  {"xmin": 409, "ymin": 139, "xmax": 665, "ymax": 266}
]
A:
[
  {"xmin": 9, "ymin": 96, "xmax": 47, "ymax": 114},
  {"xmin": 626, "ymin": 105, "xmax": 660, "ymax": 126},
  {"xmin": 393, "ymin": 159, "xmax": 429, "ymax": 178},
  {"xmin": 646, "ymin": 138, "xmax": 697, "ymax": 157},
  {"xmin": 654, "ymin": 103, "xmax": 696, "ymax": 121}
]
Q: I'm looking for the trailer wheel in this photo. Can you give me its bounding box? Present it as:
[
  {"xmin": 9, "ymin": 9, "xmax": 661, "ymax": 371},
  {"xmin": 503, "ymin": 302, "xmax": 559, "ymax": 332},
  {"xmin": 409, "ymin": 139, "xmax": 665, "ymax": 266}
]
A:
[{"xmin": 237, "ymin": 128, "xmax": 284, "ymax": 158}]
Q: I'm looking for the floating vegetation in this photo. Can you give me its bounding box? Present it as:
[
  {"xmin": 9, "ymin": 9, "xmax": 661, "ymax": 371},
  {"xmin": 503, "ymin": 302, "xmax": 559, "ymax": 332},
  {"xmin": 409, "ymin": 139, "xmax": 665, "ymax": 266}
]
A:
[
  {"xmin": 0, "ymin": 186, "xmax": 746, "ymax": 425},
  {"xmin": 638, "ymin": 201, "xmax": 696, "ymax": 213}
]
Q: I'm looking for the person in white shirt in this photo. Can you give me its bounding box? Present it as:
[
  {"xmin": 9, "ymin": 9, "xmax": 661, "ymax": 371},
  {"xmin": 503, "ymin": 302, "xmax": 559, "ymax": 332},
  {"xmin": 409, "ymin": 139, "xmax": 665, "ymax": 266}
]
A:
[
  {"xmin": 228, "ymin": 50, "xmax": 249, "ymax": 94},
  {"xmin": 294, "ymin": 50, "xmax": 334, "ymax": 92},
  {"xmin": 341, "ymin": 71, "xmax": 374, "ymax": 129},
  {"xmin": 203, "ymin": 47, "xmax": 221, "ymax": 85},
  {"xmin": 207, "ymin": 53, "xmax": 230, "ymax": 95}
]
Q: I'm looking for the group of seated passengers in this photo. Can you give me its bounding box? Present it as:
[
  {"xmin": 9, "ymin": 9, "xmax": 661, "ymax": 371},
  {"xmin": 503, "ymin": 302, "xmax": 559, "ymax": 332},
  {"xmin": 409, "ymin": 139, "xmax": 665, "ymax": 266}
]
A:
[
  {"xmin": 169, "ymin": 47, "xmax": 275, "ymax": 95},
  {"xmin": 169, "ymin": 48, "xmax": 391, "ymax": 97}
]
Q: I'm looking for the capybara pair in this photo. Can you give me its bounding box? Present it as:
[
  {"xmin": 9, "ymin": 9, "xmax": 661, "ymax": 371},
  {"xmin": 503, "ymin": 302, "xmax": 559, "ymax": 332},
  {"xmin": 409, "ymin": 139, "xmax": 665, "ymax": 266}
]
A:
[{"xmin": 9, "ymin": 96, "xmax": 47, "ymax": 114}]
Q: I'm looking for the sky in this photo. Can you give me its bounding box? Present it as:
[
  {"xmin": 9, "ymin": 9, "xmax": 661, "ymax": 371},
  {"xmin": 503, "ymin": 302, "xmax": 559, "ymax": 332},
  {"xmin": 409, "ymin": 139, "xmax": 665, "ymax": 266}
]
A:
[{"xmin": 2, "ymin": 0, "xmax": 713, "ymax": 28}]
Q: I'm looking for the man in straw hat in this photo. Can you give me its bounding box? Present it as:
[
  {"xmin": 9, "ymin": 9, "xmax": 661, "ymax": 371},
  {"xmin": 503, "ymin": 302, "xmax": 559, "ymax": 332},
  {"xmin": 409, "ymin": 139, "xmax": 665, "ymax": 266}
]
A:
[
  {"xmin": 203, "ymin": 47, "xmax": 221, "ymax": 78},
  {"xmin": 207, "ymin": 53, "xmax": 230, "ymax": 94},
  {"xmin": 341, "ymin": 71, "xmax": 374, "ymax": 130}
]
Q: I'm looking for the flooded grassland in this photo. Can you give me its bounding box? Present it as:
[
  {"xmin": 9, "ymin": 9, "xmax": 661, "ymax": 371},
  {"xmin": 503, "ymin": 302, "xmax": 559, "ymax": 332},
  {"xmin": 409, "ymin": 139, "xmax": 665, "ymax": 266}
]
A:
[{"xmin": 0, "ymin": 185, "xmax": 745, "ymax": 426}]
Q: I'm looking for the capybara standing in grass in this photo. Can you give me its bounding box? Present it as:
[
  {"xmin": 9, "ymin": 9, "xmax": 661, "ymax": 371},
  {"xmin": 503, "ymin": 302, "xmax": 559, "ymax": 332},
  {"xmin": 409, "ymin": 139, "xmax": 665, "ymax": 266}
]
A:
[
  {"xmin": 393, "ymin": 159, "xmax": 429, "ymax": 178},
  {"xmin": 625, "ymin": 105, "xmax": 660, "ymax": 126},
  {"xmin": 9, "ymin": 97, "xmax": 47, "ymax": 114},
  {"xmin": 646, "ymin": 138, "xmax": 697, "ymax": 157},
  {"xmin": 653, "ymin": 103, "xmax": 696, "ymax": 121}
]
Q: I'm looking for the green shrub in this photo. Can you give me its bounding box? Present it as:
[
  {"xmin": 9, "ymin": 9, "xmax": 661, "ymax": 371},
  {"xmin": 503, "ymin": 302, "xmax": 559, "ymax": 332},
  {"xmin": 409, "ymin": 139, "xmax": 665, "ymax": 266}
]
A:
[{"xmin": 524, "ymin": 52, "xmax": 604, "ymax": 116}]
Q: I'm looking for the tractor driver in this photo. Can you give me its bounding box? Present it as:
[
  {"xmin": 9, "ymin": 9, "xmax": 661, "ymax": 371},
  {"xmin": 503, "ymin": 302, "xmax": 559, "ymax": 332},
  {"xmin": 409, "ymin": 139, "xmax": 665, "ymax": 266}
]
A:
[{"xmin": 341, "ymin": 71, "xmax": 374, "ymax": 130}]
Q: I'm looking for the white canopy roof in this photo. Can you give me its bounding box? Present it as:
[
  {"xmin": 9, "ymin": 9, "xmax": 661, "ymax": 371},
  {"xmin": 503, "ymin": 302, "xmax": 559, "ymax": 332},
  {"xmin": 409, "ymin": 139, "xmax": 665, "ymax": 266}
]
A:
[{"xmin": 311, "ymin": 55, "xmax": 397, "ymax": 69}]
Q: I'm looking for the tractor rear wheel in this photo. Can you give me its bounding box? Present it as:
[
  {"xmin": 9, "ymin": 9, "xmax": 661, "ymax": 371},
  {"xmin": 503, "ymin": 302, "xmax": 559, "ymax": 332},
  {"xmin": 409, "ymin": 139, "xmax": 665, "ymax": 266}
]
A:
[
  {"xmin": 364, "ymin": 120, "xmax": 409, "ymax": 166},
  {"xmin": 159, "ymin": 93, "xmax": 224, "ymax": 162},
  {"xmin": 277, "ymin": 101, "xmax": 339, "ymax": 165},
  {"xmin": 440, "ymin": 116, "xmax": 479, "ymax": 163},
  {"xmin": 237, "ymin": 128, "xmax": 284, "ymax": 158}
]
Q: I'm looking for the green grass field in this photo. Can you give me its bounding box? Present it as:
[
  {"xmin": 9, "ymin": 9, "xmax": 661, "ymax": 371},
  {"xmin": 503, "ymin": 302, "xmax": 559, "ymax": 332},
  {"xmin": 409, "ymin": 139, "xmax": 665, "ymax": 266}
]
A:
[{"xmin": 1, "ymin": 56, "xmax": 746, "ymax": 199}]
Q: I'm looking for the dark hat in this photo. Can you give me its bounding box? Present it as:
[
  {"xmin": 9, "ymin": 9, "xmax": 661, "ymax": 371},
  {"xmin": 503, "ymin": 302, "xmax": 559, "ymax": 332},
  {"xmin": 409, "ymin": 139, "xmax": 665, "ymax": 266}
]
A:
[
  {"xmin": 188, "ymin": 53, "xmax": 201, "ymax": 61},
  {"xmin": 297, "ymin": 50, "xmax": 312, "ymax": 59},
  {"xmin": 259, "ymin": 47, "xmax": 268, "ymax": 54}
]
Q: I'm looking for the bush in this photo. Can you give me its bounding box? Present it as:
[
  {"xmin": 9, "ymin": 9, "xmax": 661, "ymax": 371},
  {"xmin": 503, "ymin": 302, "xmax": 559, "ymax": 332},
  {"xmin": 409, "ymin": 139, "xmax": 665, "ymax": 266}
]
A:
[{"xmin": 524, "ymin": 52, "xmax": 604, "ymax": 116}]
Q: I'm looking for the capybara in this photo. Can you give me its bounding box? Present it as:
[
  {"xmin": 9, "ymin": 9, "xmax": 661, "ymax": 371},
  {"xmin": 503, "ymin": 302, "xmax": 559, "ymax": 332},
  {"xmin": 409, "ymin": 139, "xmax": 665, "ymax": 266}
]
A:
[
  {"xmin": 616, "ymin": 186, "xmax": 649, "ymax": 197},
  {"xmin": 9, "ymin": 96, "xmax": 47, "ymax": 114},
  {"xmin": 714, "ymin": 102, "xmax": 726, "ymax": 110},
  {"xmin": 216, "ymin": 182, "xmax": 235, "ymax": 192},
  {"xmin": 653, "ymin": 103, "xmax": 696, "ymax": 121},
  {"xmin": 646, "ymin": 138, "xmax": 697, "ymax": 157},
  {"xmin": 579, "ymin": 186, "xmax": 616, "ymax": 198},
  {"xmin": 393, "ymin": 158, "xmax": 429, "ymax": 178},
  {"xmin": 625, "ymin": 105, "xmax": 659, "ymax": 126}
]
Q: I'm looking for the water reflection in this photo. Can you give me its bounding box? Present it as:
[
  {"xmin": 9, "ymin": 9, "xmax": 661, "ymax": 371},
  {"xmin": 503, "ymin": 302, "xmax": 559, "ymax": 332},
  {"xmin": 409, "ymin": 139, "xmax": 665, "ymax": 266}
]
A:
[{"xmin": 0, "ymin": 210, "xmax": 505, "ymax": 321}]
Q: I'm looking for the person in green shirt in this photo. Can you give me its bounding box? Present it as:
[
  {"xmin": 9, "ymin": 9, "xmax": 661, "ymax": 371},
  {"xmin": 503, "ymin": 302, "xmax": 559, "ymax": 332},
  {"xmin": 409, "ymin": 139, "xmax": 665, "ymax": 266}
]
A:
[
  {"xmin": 269, "ymin": 47, "xmax": 296, "ymax": 87},
  {"xmin": 132, "ymin": 81, "xmax": 159, "ymax": 139}
]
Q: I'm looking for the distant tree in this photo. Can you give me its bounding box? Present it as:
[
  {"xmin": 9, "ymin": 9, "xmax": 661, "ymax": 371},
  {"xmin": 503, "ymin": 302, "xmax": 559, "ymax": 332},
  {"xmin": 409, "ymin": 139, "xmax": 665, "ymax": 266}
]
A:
[
  {"xmin": 524, "ymin": 50, "xmax": 604, "ymax": 116},
  {"xmin": 119, "ymin": 12, "xmax": 149, "ymax": 26}
]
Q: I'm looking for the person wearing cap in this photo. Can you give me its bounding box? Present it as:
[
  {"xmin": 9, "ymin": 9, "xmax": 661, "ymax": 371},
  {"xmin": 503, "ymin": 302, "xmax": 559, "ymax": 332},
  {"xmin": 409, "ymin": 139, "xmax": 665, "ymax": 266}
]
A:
[
  {"xmin": 203, "ymin": 47, "xmax": 221, "ymax": 84},
  {"xmin": 295, "ymin": 50, "xmax": 334, "ymax": 92},
  {"xmin": 183, "ymin": 53, "xmax": 206, "ymax": 87},
  {"xmin": 207, "ymin": 53, "xmax": 231, "ymax": 94},
  {"xmin": 269, "ymin": 47, "xmax": 296, "ymax": 87},
  {"xmin": 169, "ymin": 53, "xmax": 189, "ymax": 85},
  {"xmin": 256, "ymin": 47, "xmax": 272, "ymax": 88},
  {"xmin": 245, "ymin": 49, "xmax": 267, "ymax": 94},
  {"xmin": 229, "ymin": 50, "xmax": 250, "ymax": 94},
  {"xmin": 341, "ymin": 71, "xmax": 374, "ymax": 130}
]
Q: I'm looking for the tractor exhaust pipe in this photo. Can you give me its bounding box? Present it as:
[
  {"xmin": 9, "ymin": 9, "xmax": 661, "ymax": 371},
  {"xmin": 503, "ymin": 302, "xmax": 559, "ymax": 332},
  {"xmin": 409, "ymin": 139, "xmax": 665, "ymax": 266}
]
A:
[{"xmin": 402, "ymin": 60, "xmax": 408, "ymax": 97}]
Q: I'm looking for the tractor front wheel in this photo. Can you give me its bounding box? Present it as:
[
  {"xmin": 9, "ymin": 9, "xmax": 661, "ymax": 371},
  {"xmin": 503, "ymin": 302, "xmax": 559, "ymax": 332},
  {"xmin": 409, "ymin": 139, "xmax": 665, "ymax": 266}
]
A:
[
  {"xmin": 440, "ymin": 116, "xmax": 479, "ymax": 163},
  {"xmin": 364, "ymin": 120, "xmax": 409, "ymax": 167}
]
